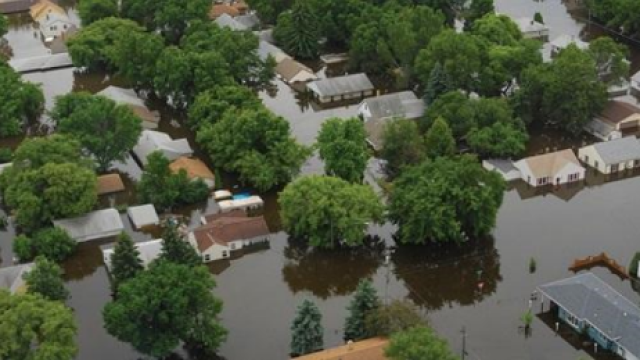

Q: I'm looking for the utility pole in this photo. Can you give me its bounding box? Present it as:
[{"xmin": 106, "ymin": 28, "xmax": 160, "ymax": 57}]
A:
[{"xmin": 461, "ymin": 326, "xmax": 467, "ymax": 360}]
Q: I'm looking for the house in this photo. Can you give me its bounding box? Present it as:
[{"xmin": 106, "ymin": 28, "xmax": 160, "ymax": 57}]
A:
[
  {"xmin": 514, "ymin": 149, "xmax": 585, "ymax": 186},
  {"xmin": 209, "ymin": 0, "xmax": 247, "ymax": 19},
  {"xmin": 307, "ymin": 74, "xmax": 375, "ymax": 103},
  {"xmin": 132, "ymin": 130, "xmax": 193, "ymax": 166},
  {"xmin": 102, "ymin": 239, "xmax": 162, "ymax": 270},
  {"xmin": 126, "ymin": 204, "xmax": 159, "ymax": 229},
  {"xmin": 584, "ymin": 117, "xmax": 622, "ymax": 141},
  {"xmin": 595, "ymin": 100, "xmax": 640, "ymax": 135},
  {"xmin": 258, "ymin": 40, "xmax": 289, "ymax": 63},
  {"xmin": 578, "ymin": 136, "xmax": 640, "ymax": 174},
  {"xmin": 29, "ymin": 0, "xmax": 63, "ymax": 21},
  {"xmin": 218, "ymin": 195, "xmax": 264, "ymax": 212},
  {"xmin": 0, "ymin": 263, "xmax": 33, "ymax": 294},
  {"xmin": 0, "ymin": 0, "xmax": 37, "ymax": 14},
  {"xmin": 169, "ymin": 157, "xmax": 215, "ymax": 189},
  {"xmin": 291, "ymin": 337, "xmax": 389, "ymax": 360},
  {"xmin": 188, "ymin": 210, "xmax": 270, "ymax": 262},
  {"xmin": 482, "ymin": 159, "xmax": 522, "ymax": 181},
  {"xmin": 515, "ymin": 17, "xmax": 549, "ymax": 40},
  {"xmin": 538, "ymin": 273, "xmax": 640, "ymax": 360},
  {"xmin": 38, "ymin": 12, "xmax": 74, "ymax": 42},
  {"xmin": 53, "ymin": 209, "xmax": 124, "ymax": 242},
  {"xmin": 550, "ymin": 35, "xmax": 589, "ymax": 56},
  {"xmin": 97, "ymin": 173, "xmax": 125, "ymax": 195},
  {"xmin": 97, "ymin": 86, "xmax": 160, "ymax": 129},
  {"xmin": 214, "ymin": 13, "xmax": 248, "ymax": 31},
  {"xmin": 48, "ymin": 25, "xmax": 77, "ymax": 54},
  {"xmin": 275, "ymin": 58, "xmax": 318, "ymax": 84},
  {"xmin": 234, "ymin": 13, "xmax": 260, "ymax": 29}
]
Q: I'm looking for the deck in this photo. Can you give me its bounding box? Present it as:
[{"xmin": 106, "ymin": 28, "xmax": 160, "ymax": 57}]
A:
[{"xmin": 568, "ymin": 252, "xmax": 629, "ymax": 280}]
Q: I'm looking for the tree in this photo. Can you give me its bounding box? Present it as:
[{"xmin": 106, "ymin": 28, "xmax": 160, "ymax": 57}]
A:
[
  {"xmin": 0, "ymin": 64, "xmax": 45, "ymax": 138},
  {"xmin": 103, "ymin": 261, "xmax": 227, "ymax": 357},
  {"xmin": 290, "ymin": 299, "xmax": 324, "ymax": 356},
  {"xmin": 316, "ymin": 118, "xmax": 369, "ymax": 183},
  {"xmin": 110, "ymin": 30, "xmax": 165, "ymax": 88},
  {"xmin": 380, "ymin": 120, "xmax": 426, "ymax": 177},
  {"xmin": 0, "ymin": 291, "xmax": 77, "ymax": 360},
  {"xmin": 78, "ymin": 0, "xmax": 118, "ymax": 26},
  {"xmin": 52, "ymin": 92, "xmax": 142, "ymax": 172},
  {"xmin": 422, "ymin": 91, "xmax": 475, "ymax": 137},
  {"xmin": 11, "ymin": 134, "xmax": 86, "ymax": 170},
  {"xmin": 533, "ymin": 12, "xmax": 544, "ymax": 24},
  {"xmin": 365, "ymin": 300, "xmax": 424, "ymax": 337},
  {"xmin": 14, "ymin": 227, "xmax": 77, "ymax": 263},
  {"xmin": 137, "ymin": 152, "xmax": 210, "ymax": 210},
  {"xmin": 0, "ymin": 14, "xmax": 7, "ymax": 37},
  {"xmin": 159, "ymin": 222, "xmax": 202, "ymax": 267},
  {"xmin": 245, "ymin": 0, "xmax": 292, "ymax": 24},
  {"xmin": 188, "ymin": 85, "xmax": 262, "ymax": 131},
  {"xmin": 424, "ymin": 62, "xmax": 453, "ymax": 105},
  {"xmin": 279, "ymin": 176, "xmax": 384, "ymax": 248},
  {"xmin": 274, "ymin": 0, "xmax": 320, "ymax": 59},
  {"xmin": 388, "ymin": 156, "xmax": 505, "ymax": 244},
  {"xmin": 344, "ymin": 279, "xmax": 379, "ymax": 341},
  {"xmin": 586, "ymin": 0, "xmax": 640, "ymax": 39},
  {"xmin": 197, "ymin": 108, "xmax": 311, "ymax": 191},
  {"xmin": 23, "ymin": 256, "xmax": 69, "ymax": 302},
  {"xmin": 424, "ymin": 117, "xmax": 456, "ymax": 158},
  {"xmin": 587, "ymin": 36, "xmax": 629, "ymax": 85},
  {"xmin": 467, "ymin": 121, "xmax": 528, "ymax": 158},
  {"xmin": 464, "ymin": 0, "xmax": 494, "ymax": 31},
  {"xmin": 385, "ymin": 326, "xmax": 459, "ymax": 360},
  {"xmin": 109, "ymin": 232, "xmax": 143, "ymax": 290},
  {"xmin": 471, "ymin": 13, "xmax": 521, "ymax": 46}
]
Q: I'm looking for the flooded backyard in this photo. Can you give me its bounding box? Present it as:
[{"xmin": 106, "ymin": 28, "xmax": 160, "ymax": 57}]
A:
[{"xmin": 1, "ymin": 0, "xmax": 640, "ymax": 359}]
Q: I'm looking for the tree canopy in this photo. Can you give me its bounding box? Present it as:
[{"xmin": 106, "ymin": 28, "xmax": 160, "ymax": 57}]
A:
[
  {"xmin": 159, "ymin": 222, "xmax": 202, "ymax": 267},
  {"xmin": 78, "ymin": 0, "xmax": 119, "ymax": 26},
  {"xmin": 279, "ymin": 176, "xmax": 384, "ymax": 248},
  {"xmin": 10, "ymin": 135, "xmax": 86, "ymax": 170},
  {"xmin": 587, "ymin": 36, "xmax": 629, "ymax": 85},
  {"xmin": 344, "ymin": 279, "xmax": 379, "ymax": 341},
  {"xmin": 364, "ymin": 300, "xmax": 424, "ymax": 337},
  {"xmin": 317, "ymin": 118, "xmax": 369, "ymax": 183},
  {"xmin": 380, "ymin": 120, "xmax": 426, "ymax": 177},
  {"xmin": 385, "ymin": 326, "xmax": 459, "ymax": 360},
  {"xmin": 109, "ymin": 232, "xmax": 144, "ymax": 290},
  {"xmin": 0, "ymin": 64, "xmax": 45, "ymax": 138},
  {"xmin": 290, "ymin": 299, "xmax": 324, "ymax": 356},
  {"xmin": 24, "ymin": 256, "xmax": 69, "ymax": 302},
  {"xmin": 586, "ymin": 0, "xmax": 640, "ymax": 39},
  {"xmin": 424, "ymin": 117, "xmax": 456, "ymax": 158},
  {"xmin": 0, "ymin": 14, "xmax": 7, "ymax": 37},
  {"xmin": 13, "ymin": 227, "xmax": 77, "ymax": 263},
  {"xmin": 187, "ymin": 85, "xmax": 262, "ymax": 131},
  {"xmin": 274, "ymin": 0, "xmax": 321, "ymax": 59}
]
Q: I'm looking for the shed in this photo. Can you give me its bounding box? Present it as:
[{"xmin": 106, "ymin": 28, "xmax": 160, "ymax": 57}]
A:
[
  {"xmin": 482, "ymin": 159, "xmax": 521, "ymax": 181},
  {"xmin": 275, "ymin": 58, "xmax": 317, "ymax": 84},
  {"xmin": 97, "ymin": 173, "xmax": 125, "ymax": 195},
  {"xmin": 97, "ymin": 86, "xmax": 160, "ymax": 129},
  {"xmin": 307, "ymin": 73, "xmax": 374, "ymax": 103},
  {"xmin": 169, "ymin": 157, "xmax": 215, "ymax": 188},
  {"xmin": 133, "ymin": 130, "xmax": 193, "ymax": 166},
  {"xmin": 218, "ymin": 195, "xmax": 264, "ymax": 212},
  {"xmin": 53, "ymin": 209, "xmax": 124, "ymax": 242},
  {"xmin": 578, "ymin": 136, "xmax": 640, "ymax": 174},
  {"xmin": 0, "ymin": 263, "xmax": 33, "ymax": 294},
  {"xmin": 102, "ymin": 238, "xmax": 163, "ymax": 270},
  {"xmin": 127, "ymin": 204, "xmax": 159, "ymax": 229}
]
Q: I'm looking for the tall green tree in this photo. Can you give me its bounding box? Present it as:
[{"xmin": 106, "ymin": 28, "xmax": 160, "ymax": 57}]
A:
[
  {"xmin": 388, "ymin": 156, "xmax": 505, "ymax": 244},
  {"xmin": 103, "ymin": 261, "xmax": 227, "ymax": 357},
  {"xmin": 52, "ymin": 92, "xmax": 142, "ymax": 172},
  {"xmin": 464, "ymin": 0, "xmax": 494, "ymax": 31},
  {"xmin": 0, "ymin": 14, "xmax": 7, "ymax": 37},
  {"xmin": 109, "ymin": 232, "xmax": 144, "ymax": 290},
  {"xmin": 24, "ymin": 256, "xmax": 69, "ymax": 302},
  {"xmin": 0, "ymin": 64, "xmax": 45, "ymax": 138},
  {"xmin": 159, "ymin": 222, "xmax": 202, "ymax": 267},
  {"xmin": 290, "ymin": 299, "xmax": 324, "ymax": 356},
  {"xmin": 188, "ymin": 85, "xmax": 262, "ymax": 131},
  {"xmin": 344, "ymin": 279, "xmax": 379, "ymax": 341},
  {"xmin": 13, "ymin": 227, "xmax": 77, "ymax": 263},
  {"xmin": 467, "ymin": 121, "xmax": 528, "ymax": 158},
  {"xmin": 0, "ymin": 291, "xmax": 77, "ymax": 360},
  {"xmin": 197, "ymin": 108, "xmax": 311, "ymax": 191},
  {"xmin": 78, "ymin": 0, "xmax": 118, "ymax": 26},
  {"xmin": 10, "ymin": 134, "xmax": 86, "ymax": 170},
  {"xmin": 424, "ymin": 62, "xmax": 453, "ymax": 105},
  {"xmin": 424, "ymin": 117, "xmax": 456, "ymax": 158},
  {"xmin": 380, "ymin": 120, "xmax": 426, "ymax": 177},
  {"xmin": 279, "ymin": 176, "xmax": 384, "ymax": 248},
  {"xmin": 274, "ymin": 0, "xmax": 320, "ymax": 59},
  {"xmin": 317, "ymin": 118, "xmax": 369, "ymax": 183},
  {"xmin": 385, "ymin": 326, "xmax": 459, "ymax": 360},
  {"xmin": 110, "ymin": 31, "xmax": 165, "ymax": 88}
]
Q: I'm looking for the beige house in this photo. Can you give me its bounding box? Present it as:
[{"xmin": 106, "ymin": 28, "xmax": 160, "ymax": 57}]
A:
[
  {"xmin": 578, "ymin": 136, "xmax": 640, "ymax": 174},
  {"xmin": 29, "ymin": 0, "xmax": 64, "ymax": 22},
  {"xmin": 275, "ymin": 58, "xmax": 317, "ymax": 84},
  {"xmin": 169, "ymin": 156, "xmax": 215, "ymax": 189},
  {"xmin": 514, "ymin": 149, "xmax": 585, "ymax": 187}
]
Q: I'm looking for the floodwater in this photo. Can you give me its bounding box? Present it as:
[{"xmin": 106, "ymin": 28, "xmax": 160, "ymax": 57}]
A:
[{"xmin": 1, "ymin": 1, "xmax": 640, "ymax": 359}]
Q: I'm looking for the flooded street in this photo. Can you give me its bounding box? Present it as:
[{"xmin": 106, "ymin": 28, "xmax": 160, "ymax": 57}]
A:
[{"xmin": 1, "ymin": 0, "xmax": 640, "ymax": 359}]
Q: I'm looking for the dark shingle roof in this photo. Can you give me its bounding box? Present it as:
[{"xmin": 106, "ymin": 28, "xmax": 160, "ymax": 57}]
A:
[{"xmin": 592, "ymin": 136, "xmax": 640, "ymax": 165}]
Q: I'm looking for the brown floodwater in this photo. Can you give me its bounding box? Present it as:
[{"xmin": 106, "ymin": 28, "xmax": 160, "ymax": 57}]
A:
[{"xmin": 2, "ymin": 1, "xmax": 640, "ymax": 359}]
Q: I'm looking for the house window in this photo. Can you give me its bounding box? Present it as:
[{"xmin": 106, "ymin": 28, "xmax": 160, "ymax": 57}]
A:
[
  {"xmin": 568, "ymin": 173, "xmax": 580, "ymax": 182},
  {"xmin": 611, "ymin": 164, "xmax": 619, "ymax": 172},
  {"xmin": 204, "ymin": 254, "xmax": 210, "ymax": 261},
  {"xmin": 230, "ymin": 243, "xmax": 236, "ymax": 250},
  {"xmin": 222, "ymin": 251, "xmax": 228, "ymax": 258},
  {"xmin": 537, "ymin": 177, "xmax": 550, "ymax": 186},
  {"xmin": 584, "ymin": 155, "xmax": 589, "ymax": 164},
  {"xmin": 594, "ymin": 160, "xmax": 599, "ymax": 169}
]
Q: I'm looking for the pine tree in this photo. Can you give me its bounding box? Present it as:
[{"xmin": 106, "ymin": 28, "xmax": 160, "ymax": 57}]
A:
[
  {"xmin": 110, "ymin": 232, "xmax": 143, "ymax": 290},
  {"xmin": 424, "ymin": 117, "xmax": 456, "ymax": 158},
  {"xmin": 424, "ymin": 62, "xmax": 453, "ymax": 106},
  {"xmin": 160, "ymin": 221, "xmax": 201, "ymax": 267},
  {"xmin": 344, "ymin": 279, "xmax": 379, "ymax": 341},
  {"xmin": 24, "ymin": 256, "xmax": 69, "ymax": 301},
  {"xmin": 290, "ymin": 299, "xmax": 324, "ymax": 356},
  {"xmin": 275, "ymin": 0, "xmax": 320, "ymax": 59}
]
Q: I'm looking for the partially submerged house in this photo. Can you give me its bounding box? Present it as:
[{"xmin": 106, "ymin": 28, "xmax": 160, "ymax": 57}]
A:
[
  {"xmin": 578, "ymin": 136, "xmax": 640, "ymax": 174},
  {"xmin": 514, "ymin": 149, "xmax": 585, "ymax": 186},
  {"xmin": 275, "ymin": 57, "xmax": 317, "ymax": 84},
  {"xmin": 358, "ymin": 91, "xmax": 425, "ymax": 150},
  {"xmin": 53, "ymin": 209, "xmax": 124, "ymax": 242},
  {"xmin": 97, "ymin": 86, "xmax": 160, "ymax": 129},
  {"xmin": 102, "ymin": 238, "xmax": 163, "ymax": 270},
  {"xmin": 133, "ymin": 130, "xmax": 193, "ymax": 166},
  {"xmin": 515, "ymin": 17, "xmax": 549, "ymax": 40},
  {"xmin": 37, "ymin": 12, "xmax": 74, "ymax": 42},
  {"xmin": 538, "ymin": 273, "xmax": 640, "ymax": 360},
  {"xmin": 291, "ymin": 337, "xmax": 389, "ymax": 360},
  {"xmin": 307, "ymin": 73, "xmax": 375, "ymax": 103},
  {"xmin": 0, "ymin": 263, "xmax": 33, "ymax": 294},
  {"xmin": 550, "ymin": 35, "xmax": 589, "ymax": 56},
  {"xmin": 586, "ymin": 100, "xmax": 640, "ymax": 140},
  {"xmin": 257, "ymin": 40, "xmax": 289, "ymax": 63},
  {"xmin": 482, "ymin": 159, "xmax": 522, "ymax": 181},
  {"xmin": 29, "ymin": 0, "xmax": 63, "ymax": 21},
  {"xmin": 169, "ymin": 156, "xmax": 215, "ymax": 189},
  {"xmin": 188, "ymin": 210, "xmax": 270, "ymax": 262},
  {"xmin": 126, "ymin": 204, "xmax": 159, "ymax": 230},
  {"xmin": 96, "ymin": 173, "xmax": 125, "ymax": 196}
]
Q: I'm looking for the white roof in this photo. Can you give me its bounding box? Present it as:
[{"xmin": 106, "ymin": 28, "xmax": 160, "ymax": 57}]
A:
[
  {"xmin": 98, "ymin": 86, "xmax": 146, "ymax": 107},
  {"xmin": 631, "ymin": 70, "xmax": 640, "ymax": 83},
  {"xmin": 258, "ymin": 40, "xmax": 288, "ymax": 63},
  {"xmin": 361, "ymin": 91, "xmax": 425, "ymax": 121},
  {"xmin": 307, "ymin": 73, "xmax": 374, "ymax": 98},
  {"xmin": 215, "ymin": 13, "xmax": 248, "ymax": 31},
  {"xmin": 53, "ymin": 209, "xmax": 124, "ymax": 242},
  {"xmin": 218, "ymin": 196, "xmax": 264, "ymax": 212},
  {"xmin": 213, "ymin": 190, "xmax": 233, "ymax": 200},
  {"xmin": 551, "ymin": 34, "xmax": 589, "ymax": 51},
  {"xmin": 515, "ymin": 17, "xmax": 549, "ymax": 33},
  {"xmin": 133, "ymin": 130, "xmax": 193, "ymax": 166},
  {"xmin": 0, "ymin": 263, "xmax": 33, "ymax": 294},
  {"xmin": 102, "ymin": 238, "xmax": 163, "ymax": 270},
  {"xmin": 127, "ymin": 204, "xmax": 159, "ymax": 229},
  {"xmin": 9, "ymin": 53, "xmax": 73, "ymax": 73},
  {"xmin": 40, "ymin": 12, "xmax": 71, "ymax": 27}
]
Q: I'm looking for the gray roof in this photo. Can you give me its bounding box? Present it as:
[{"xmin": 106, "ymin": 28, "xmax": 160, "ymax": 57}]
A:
[
  {"xmin": 482, "ymin": 159, "xmax": 521, "ymax": 181},
  {"xmin": 551, "ymin": 34, "xmax": 589, "ymax": 51},
  {"xmin": 538, "ymin": 273, "xmax": 640, "ymax": 357},
  {"xmin": 307, "ymin": 73, "xmax": 374, "ymax": 98},
  {"xmin": 215, "ymin": 13, "xmax": 248, "ymax": 31},
  {"xmin": 127, "ymin": 204, "xmax": 159, "ymax": 229},
  {"xmin": 9, "ymin": 52, "xmax": 73, "ymax": 73},
  {"xmin": 257, "ymin": 40, "xmax": 286, "ymax": 62},
  {"xmin": 102, "ymin": 238, "xmax": 163, "ymax": 270},
  {"xmin": 235, "ymin": 13, "xmax": 260, "ymax": 29},
  {"xmin": 584, "ymin": 118, "xmax": 618, "ymax": 140},
  {"xmin": 133, "ymin": 130, "xmax": 193, "ymax": 166},
  {"xmin": 0, "ymin": 0, "xmax": 36, "ymax": 14},
  {"xmin": 0, "ymin": 263, "xmax": 33, "ymax": 293},
  {"xmin": 592, "ymin": 136, "xmax": 640, "ymax": 165},
  {"xmin": 361, "ymin": 91, "xmax": 425, "ymax": 121},
  {"xmin": 98, "ymin": 86, "xmax": 145, "ymax": 107},
  {"xmin": 53, "ymin": 209, "xmax": 124, "ymax": 242},
  {"xmin": 515, "ymin": 17, "xmax": 548, "ymax": 33}
]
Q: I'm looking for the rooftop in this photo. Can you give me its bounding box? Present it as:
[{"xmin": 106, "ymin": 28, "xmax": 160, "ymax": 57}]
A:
[
  {"xmin": 307, "ymin": 74, "xmax": 374, "ymax": 98},
  {"xmin": 127, "ymin": 204, "xmax": 159, "ymax": 229},
  {"xmin": 291, "ymin": 337, "xmax": 389, "ymax": 360},
  {"xmin": 598, "ymin": 100, "xmax": 640, "ymax": 125},
  {"xmin": 551, "ymin": 34, "xmax": 589, "ymax": 51},
  {"xmin": 214, "ymin": 13, "xmax": 248, "ymax": 31},
  {"xmin": 170, "ymin": 157, "xmax": 215, "ymax": 181},
  {"xmin": 53, "ymin": 209, "xmax": 124, "ymax": 242},
  {"xmin": 97, "ymin": 173, "xmax": 125, "ymax": 195},
  {"xmin": 517, "ymin": 149, "xmax": 582, "ymax": 178},
  {"xmin": 361, "ymin": 91, "xmax": 425, "ymax": 121},
  {"xmin": 515, "ymin": 17, "xmax": 548, "ymax": 33},
  {"xmin": 102, "ymin": 238, "xmax": 163, "ymax": 270},
  {"xmin": 0, "ymin": 263, "xmax": 33, "ymax": 294},
  {"xmin": 591, "ymin": 136, "xmax": 640, "ymax": 165},
  {"xmin": 276, "ymin": 58, "xmax": 316, "ymax": 83},
  {"xmin": 192, "ymin": 213, "xmax": 270, "ymax": 252}
]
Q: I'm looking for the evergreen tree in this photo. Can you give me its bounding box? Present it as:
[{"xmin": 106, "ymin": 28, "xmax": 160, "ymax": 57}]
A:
[
  {"xmin": 24, "ymin": 256, "xmax": 69, "ymax": 302},
  {"xmin": 110, "ymin": 232, "xmax": 143, "ymax": 290},
  {"xmin": 344, "ymin": 279, "xmax": 379, "ymax": 341},
  {"xmin": 424, "ymin": 117, "xmax": 456, "ymax": 158},
  {"xmin": 424, "ymin": 62, "xmax": 453, "ymax": 106},
  {"xmin": 290, "ymin": 299, "xmax": 324, "ymax": 356},
  {"xmin": 274, "ymin": 0, "xmax": 320, "ymax": 59},
  {"xmin": 160, "ymin": 222, "xmax": 201, "ymax": 267}
]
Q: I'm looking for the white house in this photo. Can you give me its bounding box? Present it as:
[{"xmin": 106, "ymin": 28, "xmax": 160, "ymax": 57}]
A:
[
  {"xmin": 102, "ymin": 238, "xmax": 163, "ymax": 270},
  {"xmin": 217, "ymin": 195, "xmax": 264, "ymax": 213},
  {"xmin": 514, "ymin": 149, "xmax": 585, "ymax": 186},
  {"xmin": 133, "ymin": 130, "xmax": 193, "ymax": 166},
  {"xmin": 515, "ymin": 17, "xmax": 549, "ymax": 40},
  {"xmin": 39, "ymin": 12, "xmax": 74, "ymax": 42},
  {"xmin": 188, "ymin": 210, "xmax": 270, "ymax": 262},
  {"xmin": 578, "ymin": 136, "xmax": 640, "ymax": 174},
  {"xmin": 53, "ymin": 209, "xmax": 124, "ymax": 242},
  {"xmin": 307, "ymin": 73, "xmax": 374, "ymax": 103},
  {"xmin": 97, "ymin": 86, "xmax": 160, "ymax": 129},
  {"xmin": 0, "ymin": 263, "xmax": 33, "ymax": 294}
]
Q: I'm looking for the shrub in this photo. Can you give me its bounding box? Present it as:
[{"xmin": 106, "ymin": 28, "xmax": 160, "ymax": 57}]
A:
[
  {"xmin": 0, "ymin": 148, "xmax": 12, "ymax": 163},
  {"xmin": 629, "ymin": 252, "xmax": 640, "ymax": 278},
  {"xmin": 13, "ymin": 234, "xmax": 34, "ymax": 262}
]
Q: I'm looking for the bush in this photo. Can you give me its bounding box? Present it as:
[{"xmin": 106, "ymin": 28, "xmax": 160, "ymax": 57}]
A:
[
  {"xmin": 13, "ymin": 228, "xmax": 77, "ymax": 263},
  {"xmin": 13, "ymin": 234, "xmax": 34, "ymax": 262},
  {"xmin": 629, "ymin": 252, "xmax": 640, "ymax": 278},
  {"xmin": 0, "ymin": 148, "xmax": 11, "ymax": 163}
]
